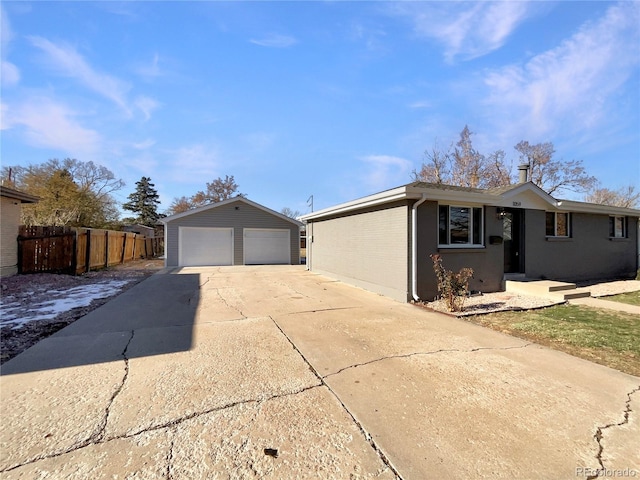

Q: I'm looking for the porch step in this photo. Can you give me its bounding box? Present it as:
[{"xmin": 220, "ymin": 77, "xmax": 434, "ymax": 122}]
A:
[{"xmin": 505, "ymin": 280, "xmax": 591, "ymax": 301}]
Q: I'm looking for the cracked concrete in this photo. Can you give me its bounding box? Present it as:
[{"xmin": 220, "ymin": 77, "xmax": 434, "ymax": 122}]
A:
[
  {"xmin": 590, "ymin": 386, "xmax": 640, "ymax": 478},
  {"xmin": 322, "ymin": 343, "xmax": 534, "ymax": 379},
  {"xmin": 1, "ymin": 265, "xmax": 638, "ymax": 478}
]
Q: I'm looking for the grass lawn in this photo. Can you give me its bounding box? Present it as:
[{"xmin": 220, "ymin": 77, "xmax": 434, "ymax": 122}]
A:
[
  {"xmin": 599, "ymin": 290, "xmax": 640, "ymax": 306},
  {"xmin": 466, "ymin": 304, "xmax": 640, "ymax": 377}
]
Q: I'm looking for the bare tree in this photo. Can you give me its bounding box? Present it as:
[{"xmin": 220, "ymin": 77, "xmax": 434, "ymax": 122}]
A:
[
  {"xmin": 413, "ymin": 127, "xmax": 599, "ymax": 197},
  {"xmin": 412, "ymin": 140, "xmax": 450, "ymax": 184},
  {"xmin": 483, "ymin": 150, "xmax": 513, "ymax": 188},
  {"xmin": 514, "ymin": 141, "xmax": 596, "ymax": 196},
  {"xmin": 281, "ymin": 207, "xmax": 302, "ymax": 219},
  {"xmin": 584, "ymin": 185, "xmax": 640, "ymax": 208},
  {"xmin": 167, "ymin": 175, "xmax": 242, "ymax": 215},
  {"xmin": 450, "ymin": 126, "xmax": 485, "ymax": 188}
]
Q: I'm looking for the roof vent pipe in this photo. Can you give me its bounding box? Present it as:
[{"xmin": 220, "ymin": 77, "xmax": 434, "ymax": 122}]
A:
[{"xmin": 518, "ymin": 164, "xmax": 530, "ymax": 183}]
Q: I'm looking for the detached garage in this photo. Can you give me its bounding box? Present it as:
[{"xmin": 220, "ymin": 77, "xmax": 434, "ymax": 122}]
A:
[{"xmin": 162, "ymin": 196, "xmax": 302, "ymax": 267}]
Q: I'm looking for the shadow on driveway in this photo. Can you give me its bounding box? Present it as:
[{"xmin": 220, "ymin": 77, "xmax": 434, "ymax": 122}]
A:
[{"xmin": 0, "ymin": 272, "xmax": 201, "ymax": 376}]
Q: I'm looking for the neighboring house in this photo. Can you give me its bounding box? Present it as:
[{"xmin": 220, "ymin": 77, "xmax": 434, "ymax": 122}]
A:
[
  {"xmin": 0, "ymin": 186, "xmax": 39, "ymax": 277},
  {"xmin": 123, "ymin": 224, "xmax": 155, "ymax": 237},
  {"xmin": 300, "ymin": 180, "xmax": 640, "ymax": 303},
  {"xmin": 162, "ymin": 196, "xmax": 302, "ymax": 267}
]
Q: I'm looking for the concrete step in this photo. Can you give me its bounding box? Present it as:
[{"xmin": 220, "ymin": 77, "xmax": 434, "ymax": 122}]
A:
[
  {"xmin": 548, "ymin": 288, "xmax": 592, "ymax": 301},
  {"xmin": 505, "ymin": 280, "xmax": 591, "ymax": 300}
]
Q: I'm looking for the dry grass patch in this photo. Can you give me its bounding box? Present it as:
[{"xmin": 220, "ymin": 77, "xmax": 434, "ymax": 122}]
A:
[{"xmin": 466, "ymin": 304, "xmax": 640, "ymax": 377}]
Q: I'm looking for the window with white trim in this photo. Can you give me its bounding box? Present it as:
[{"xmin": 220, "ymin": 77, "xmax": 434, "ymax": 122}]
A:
[
  {"xmin": 545, "ymin": 212, "xmax": 570, "ymax": 237},
  {"xmin": 439, "ymin": 205, "xmax": 483, "ymax": 246},
  {"xmin": 609, "ymin": 216, "xmax": 626, "ymax": 238}
]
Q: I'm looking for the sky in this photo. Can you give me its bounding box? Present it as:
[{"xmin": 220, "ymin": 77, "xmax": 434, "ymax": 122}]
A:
[{"xmin": 1, "ymin": 1, "xmax": 639, "ymax": 216}]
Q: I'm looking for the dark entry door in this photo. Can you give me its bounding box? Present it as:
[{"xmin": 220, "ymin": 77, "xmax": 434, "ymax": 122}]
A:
[{"xmin": 503, "ymin": 209, "xmax": 524, "ymax": 273}]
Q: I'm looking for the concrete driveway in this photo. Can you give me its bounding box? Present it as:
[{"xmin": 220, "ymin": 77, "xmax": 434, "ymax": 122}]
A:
[{"xmin": 1, "ymin": 266, "xmax": 638, "ymax": 479}]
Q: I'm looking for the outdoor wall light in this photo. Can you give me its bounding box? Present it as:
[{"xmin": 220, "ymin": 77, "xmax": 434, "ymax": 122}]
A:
[{"xmin": 496, "ymin": 207, "xmax": 506, "ymax": 219}]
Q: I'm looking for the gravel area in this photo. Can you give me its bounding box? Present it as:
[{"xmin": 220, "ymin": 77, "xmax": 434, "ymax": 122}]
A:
[
  {"xmin": 420, "ymin": 279, "xmax": 640, "ymax": 317},
  {"xmin": 420, "ymin": 292, "xmax": 563, "ymax": 317},
  {"xmin": 0, "ymin": 259, "xmax": 165, "ymax": 364}
]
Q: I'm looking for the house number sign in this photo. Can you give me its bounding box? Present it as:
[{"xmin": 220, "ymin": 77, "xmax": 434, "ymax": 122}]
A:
[{"xmin": 512, "ymin": 201, "xmax": 522, "ymax": 206}]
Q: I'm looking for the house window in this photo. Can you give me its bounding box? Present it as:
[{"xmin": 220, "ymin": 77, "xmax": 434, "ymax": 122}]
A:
[
  {"xmin": 609, "ymin": 216, "xmax": 626, "ymax": 238},
  {"xmin": 545, "ymin": 212, "xmax": 570, "ymax": 237},
  {"xmin": 439, "ymin": 205, "xmax": 483, "ymax": 246}
]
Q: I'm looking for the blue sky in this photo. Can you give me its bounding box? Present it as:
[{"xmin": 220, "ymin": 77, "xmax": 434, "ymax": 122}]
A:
[{"xmin": 2, "ymin": 1, "xmax": 639, "ymax": 215}]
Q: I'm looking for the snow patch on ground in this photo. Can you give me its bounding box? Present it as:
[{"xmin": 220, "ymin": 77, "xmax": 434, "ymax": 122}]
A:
[{"xmin": 1, "ymin": 280, "xmax": 132, "ymax": 329}]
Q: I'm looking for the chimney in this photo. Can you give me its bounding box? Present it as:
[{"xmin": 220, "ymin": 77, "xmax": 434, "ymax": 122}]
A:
[{"xmin": 518, "ymin": 164, "xmax": 530, "ymax": 183}]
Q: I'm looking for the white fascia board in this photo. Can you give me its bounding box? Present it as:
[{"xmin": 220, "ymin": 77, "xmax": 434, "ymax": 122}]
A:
[
  {"xmin": 300, "ymin": 186, "xmax": 415, "ymax": 221},
  {"xmin": 555, "ymin": 200, "xmax": 640, "ymax": 216}
]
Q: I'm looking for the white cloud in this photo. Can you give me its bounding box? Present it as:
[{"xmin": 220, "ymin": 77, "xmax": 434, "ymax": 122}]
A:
[
  {"xmin": 132, "ymin": 138, "xmax": 156, "ymax": 150},
  {"xmin": 409, "ymin": 100, "xmax": 431, "ymax": 109},
  {"xmin": 134, "ymin": 95, "xmax": 160, "ymax": 121},
  {"xmin": 249, "ymin": 33, "xmax": 297, "ymax": 48},
  {"xmin": 360, "ymin": 155, "xmax": 412, "ymax": 191},
  {"xmin": 4, "ymin": 97, "xmax": 101, "ymax": 154},
  {"xmin": 136, "ymin": 53, "xmax": 162, "ymax": 79},
  {"xmin": 1, "ymin": 61, "xmax": 20, "ymax": 87},
  {"xmin": 391, "ymin": 2, "xmax": 532, "ymax": 62},
  {"xmin": 1, "ymin": 6, "xmax": 20, "ymax": 87},
  {"xmin": 165, "ymin": 144, "xmax": 221, "ymax": 183},
  {"xmin": 482, "ymin": 2, "xmax": 640, "ymax": 141},
  {"xmin": 28, "ymin": 36, "xmax": 133, "ymax": 115}
]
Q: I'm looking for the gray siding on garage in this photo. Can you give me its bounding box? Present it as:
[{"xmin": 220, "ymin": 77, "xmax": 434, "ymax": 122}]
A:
[
  {"xmin": 308, "ymin": 201, "xmax": 410, "ymax": 302},
  {"xmin": 165, "ymin": 201, "xmax": 299, "ymax": 267}
]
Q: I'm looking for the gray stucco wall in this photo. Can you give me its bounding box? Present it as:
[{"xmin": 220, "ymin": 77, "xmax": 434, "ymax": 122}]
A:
[
  {"xmin": 308, "ymin": 202, "xmax": 410, "ymax": 302},
  {"xmin": 415, "ymin": 202, "xmax": 504, "ymax": 301},
  {"xmin": 524, "ymin": 210, "xmax": 638, "ymax": 281},
  {"xmin": 165, "ymin": 202, "xmax": 299, "ymax": 266}
]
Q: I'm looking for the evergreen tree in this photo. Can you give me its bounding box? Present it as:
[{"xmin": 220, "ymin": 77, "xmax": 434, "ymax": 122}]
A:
[{"xmin": 123, "ymin": 176, "xmax": 161, "ymax": 226}]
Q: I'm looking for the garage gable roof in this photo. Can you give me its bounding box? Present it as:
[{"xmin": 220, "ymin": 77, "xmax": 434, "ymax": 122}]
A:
[{"xmin": 162, "ymin": 196, "xmax": 303, "ymax": 226}]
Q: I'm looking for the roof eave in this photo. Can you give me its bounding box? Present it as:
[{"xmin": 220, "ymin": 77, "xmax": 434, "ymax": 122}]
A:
[
  {"xmin": 0, "ymin": 186, "xmax": 39, "ymax": 203},
  {"xmin": 556, "ymin": 200, "xmax": 640, "ymax": 216}
]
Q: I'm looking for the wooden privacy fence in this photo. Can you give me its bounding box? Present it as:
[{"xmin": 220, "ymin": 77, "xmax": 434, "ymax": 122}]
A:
[{"xmin": 18, "ymin": 226, "xmax": 163, "ymax": 275}]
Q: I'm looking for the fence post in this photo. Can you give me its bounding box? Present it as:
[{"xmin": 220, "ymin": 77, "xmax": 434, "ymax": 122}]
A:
[
  {"xmin": 71, "ymin": 228, "xmax": 78, "ymax": 275},
  {"xmin": 17, "ymin": 235, "xmax": 23, "ymax": 274},
  {"xmin": 104, "ymin": 230, "xmax": 109, "ymax": 268},
  {"xmin": 85, "ymin": 228, "xmax": 91, "ymax": 273},
  {"xmin": 131, "ymin": 234, "xmax": 137, "ymax": 261}
]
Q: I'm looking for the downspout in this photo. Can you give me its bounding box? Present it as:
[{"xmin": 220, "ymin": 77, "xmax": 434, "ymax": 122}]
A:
[{"xmin": 411, "ymin": 194, "xmax": 428, "ymax": 301}]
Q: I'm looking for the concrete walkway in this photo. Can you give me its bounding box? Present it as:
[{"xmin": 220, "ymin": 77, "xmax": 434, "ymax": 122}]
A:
[
  {"xmin": 568, "ymin": 296, "xmax": 640, "ymax": 315},
  {"xmin": 1, "ymin": 266, "xmax": 638, "ymax": 479}
]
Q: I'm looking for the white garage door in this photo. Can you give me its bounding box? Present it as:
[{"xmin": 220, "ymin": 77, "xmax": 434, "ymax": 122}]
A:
[
  {"xmin": 244, "ymin": 229, "xmax": 291, "ymax": 265},
  {"xmin": 179, "ymin": 227, "xmax": 234, "ymax": 266}
]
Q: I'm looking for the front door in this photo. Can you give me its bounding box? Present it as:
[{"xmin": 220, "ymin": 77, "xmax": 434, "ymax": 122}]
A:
[{"xmin": 503, "ymin": 209, "xmax": 524, "ymax": 273}]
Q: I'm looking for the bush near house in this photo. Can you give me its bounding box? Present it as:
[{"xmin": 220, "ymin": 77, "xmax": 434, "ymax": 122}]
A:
[{"xmin": 431, "ymin": 254, "xmax": 474, "ymax": 312}]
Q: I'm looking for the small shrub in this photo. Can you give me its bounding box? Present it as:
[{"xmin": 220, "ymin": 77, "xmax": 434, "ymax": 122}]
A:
[{"xmin": 431, "ymin": 254, "xmax": 474, "ymax": 312}]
